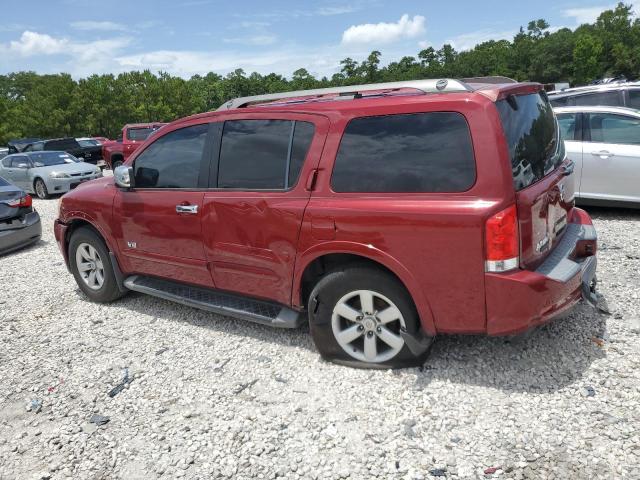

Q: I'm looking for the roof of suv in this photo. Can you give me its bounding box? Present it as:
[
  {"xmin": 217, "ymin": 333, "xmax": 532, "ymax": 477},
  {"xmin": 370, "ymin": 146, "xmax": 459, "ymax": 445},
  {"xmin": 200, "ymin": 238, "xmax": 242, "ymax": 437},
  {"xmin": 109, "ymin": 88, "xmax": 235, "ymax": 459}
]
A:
[{"xmin": 549, "ymin": 81, "xmax": 640, "ymax": 98}]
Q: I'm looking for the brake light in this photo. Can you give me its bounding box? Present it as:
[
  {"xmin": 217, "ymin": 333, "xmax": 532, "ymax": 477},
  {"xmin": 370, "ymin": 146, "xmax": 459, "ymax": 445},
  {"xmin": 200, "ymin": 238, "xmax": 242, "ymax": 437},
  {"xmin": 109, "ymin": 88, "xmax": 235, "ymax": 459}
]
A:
[
  {"xmin": 485, "ymin": 204, "xmax": 519, "ymax": 273},
  {"xmin": 7, "ymin": 194, "xmax": 32, "ymax": 208}
]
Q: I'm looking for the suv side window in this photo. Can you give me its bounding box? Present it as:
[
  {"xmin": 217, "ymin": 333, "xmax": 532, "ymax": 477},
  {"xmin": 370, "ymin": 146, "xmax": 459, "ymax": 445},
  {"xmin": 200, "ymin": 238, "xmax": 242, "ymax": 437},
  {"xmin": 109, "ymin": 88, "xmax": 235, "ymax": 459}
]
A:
[
  {"xmin": 134, "ymin": 124, "xmax": 209, "ymax": 188},
  {"xmin": 331, "ymin": 112, "xmax": 476, "ymax": 193},
  {"xmin": 217, "ymin": 120, "xmax": 315, "ymax": 190},
  {"xmin": 628, "ymin": 89, "xmax": 640, "ymax": 109},
  {"xmin": 588, "ymin": 113, "xmax": 640, "ymax": 145},
  {"xmin": 573, "ymin": 91, "xmax": 622, "ymax": 107},
  {"xmin": 557, "ymin": 113, "xmax": 578, "ymax": 141}
]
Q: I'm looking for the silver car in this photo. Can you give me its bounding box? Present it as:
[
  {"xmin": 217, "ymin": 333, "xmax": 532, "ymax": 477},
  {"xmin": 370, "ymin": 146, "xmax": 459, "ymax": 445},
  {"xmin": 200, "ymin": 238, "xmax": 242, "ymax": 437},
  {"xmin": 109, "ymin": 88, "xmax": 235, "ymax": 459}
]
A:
[
  {"xmin": 554, "ymin": 106, "xmax": 640, "ymax": 207},
  {"xmin": 0, "ymin": 151, "xmax": 102, "ymax": 199}
]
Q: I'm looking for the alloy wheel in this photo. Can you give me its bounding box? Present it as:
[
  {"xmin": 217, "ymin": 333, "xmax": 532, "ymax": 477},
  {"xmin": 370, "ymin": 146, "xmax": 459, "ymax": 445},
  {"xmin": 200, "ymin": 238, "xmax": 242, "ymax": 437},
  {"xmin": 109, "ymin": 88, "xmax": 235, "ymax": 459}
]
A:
[
  {"xmin": 75, "ymin": 243, "xmax": 105, "ymax": 290},
  {"xmin": 331, "ymin": 289, "xmax": 406, "ymax": 363}
]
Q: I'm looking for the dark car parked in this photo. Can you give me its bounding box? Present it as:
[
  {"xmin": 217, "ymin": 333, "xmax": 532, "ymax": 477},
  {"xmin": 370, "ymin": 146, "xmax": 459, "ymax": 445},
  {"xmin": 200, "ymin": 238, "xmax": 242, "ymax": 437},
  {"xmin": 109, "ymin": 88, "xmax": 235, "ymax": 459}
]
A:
[
  {"xmin": 549, "ymin": 81, "xmax": 640, "ymax": 108},
  {"xmin": 22, "ymin": 138, "xmax": 103, "ymax": 166},
  {"xmin": 8, "ymin": 138, "xmax": 42, "ymax": 154},
  {"xmin": 0, "ymin": 176, "xmax": 41, "ymax": 255}
]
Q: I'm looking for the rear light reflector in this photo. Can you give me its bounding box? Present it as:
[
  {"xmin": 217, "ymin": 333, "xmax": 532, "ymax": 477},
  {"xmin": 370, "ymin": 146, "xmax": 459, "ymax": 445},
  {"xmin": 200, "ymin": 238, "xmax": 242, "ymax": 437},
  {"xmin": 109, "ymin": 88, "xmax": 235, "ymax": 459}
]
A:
[
  {"xmin": 7, "ymin": 194, "xmax": 32, "ymax": 208},
  {"xmin": 485, "ymin": 204, "xmax": 519, "ymax": 273}
]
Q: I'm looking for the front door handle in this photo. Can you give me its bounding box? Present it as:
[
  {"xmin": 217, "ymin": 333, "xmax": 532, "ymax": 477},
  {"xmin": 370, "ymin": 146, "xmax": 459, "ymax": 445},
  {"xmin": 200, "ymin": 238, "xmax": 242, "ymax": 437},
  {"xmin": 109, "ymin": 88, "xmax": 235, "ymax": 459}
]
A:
[
  {"xmin": 592, "ymin": 150, "xmax": 614, "ymax": 159},
  {"xmin": 176, "ymin": 204, "xmax": 198, "ymax": 214}
]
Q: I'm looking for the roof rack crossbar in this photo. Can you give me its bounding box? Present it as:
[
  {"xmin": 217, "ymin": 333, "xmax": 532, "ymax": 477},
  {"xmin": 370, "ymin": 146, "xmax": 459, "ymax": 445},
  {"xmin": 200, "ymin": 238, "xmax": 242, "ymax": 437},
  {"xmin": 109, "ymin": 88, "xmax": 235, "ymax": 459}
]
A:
[{"xmin": 217, "ymin": 78, "xmax": 477, "ymax": 111}]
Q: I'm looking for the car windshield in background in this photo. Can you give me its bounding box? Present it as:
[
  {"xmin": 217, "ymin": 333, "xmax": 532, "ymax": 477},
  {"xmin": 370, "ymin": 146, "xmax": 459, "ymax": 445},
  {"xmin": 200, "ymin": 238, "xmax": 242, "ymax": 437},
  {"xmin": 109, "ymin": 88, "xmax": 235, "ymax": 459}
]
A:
[
  {"xmin": 496, "ymin": 92, "xmax": 564, "ymax": 191},
  {"xmin": 30, "ymin": 152, "xmax": 78, "ymax": 167},
  {"xmin": 127, "ymin": 127, "xmax": 156, "ymax": 141},
  {"xmin": 78, "ymin": 139, "xmax": 100, "ymax": 148}
]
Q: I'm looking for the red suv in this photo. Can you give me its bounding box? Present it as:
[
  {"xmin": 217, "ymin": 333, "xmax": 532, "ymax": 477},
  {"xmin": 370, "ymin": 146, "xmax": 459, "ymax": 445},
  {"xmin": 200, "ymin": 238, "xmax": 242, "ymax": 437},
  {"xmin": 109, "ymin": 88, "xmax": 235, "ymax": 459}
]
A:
[{"xmin": 54, "ymin": 78, "xmax": 598, "ymax": 368}]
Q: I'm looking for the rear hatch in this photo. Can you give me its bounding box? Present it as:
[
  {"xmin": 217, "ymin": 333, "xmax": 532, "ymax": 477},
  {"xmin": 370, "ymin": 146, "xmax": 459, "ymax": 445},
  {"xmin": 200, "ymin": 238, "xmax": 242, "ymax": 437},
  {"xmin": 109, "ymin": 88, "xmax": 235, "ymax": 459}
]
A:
[{"xmin": 496, "ymin": 90, "xmax": 574, "ymax": 270}]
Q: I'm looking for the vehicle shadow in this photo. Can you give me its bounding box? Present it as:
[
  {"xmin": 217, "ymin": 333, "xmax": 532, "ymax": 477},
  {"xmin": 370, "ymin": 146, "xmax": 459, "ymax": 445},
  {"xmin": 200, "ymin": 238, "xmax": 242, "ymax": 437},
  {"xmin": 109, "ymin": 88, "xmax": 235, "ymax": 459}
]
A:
[
  {"xmin": 0, "ymin": 238, "xmax": 49, "ymax": 258},
  {"xmin": 90, "ymin": 287, "xmax": 607, "ymax": 394}
]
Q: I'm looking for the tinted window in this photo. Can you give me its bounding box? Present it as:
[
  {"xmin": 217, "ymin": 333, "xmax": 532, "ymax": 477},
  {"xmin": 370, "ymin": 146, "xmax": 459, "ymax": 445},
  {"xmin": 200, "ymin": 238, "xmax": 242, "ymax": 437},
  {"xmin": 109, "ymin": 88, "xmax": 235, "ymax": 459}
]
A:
[
  {"xmin": 0, "ymin": 176, "xmax": 10, "ymax": 187},
  {"xmin": 218, "ymin": 120, "xmax": 314, "ymax": 190},
  {"xmin": 128, "ymin": 127, "xmax": 156, "ymax": 141},
  {"xmin": 589, "ymin": 113, "xmax": 640, "ymax": 145},
  {"xmin": 2, "ymin": 158, "xmax": 11, "ymax": 167},
  {"xmin": 331, "ymin": 112, "xmax": 476, "ymax": 193},
  {"xmin": 134, "ymin": 124, "xmax": 208, "ymax": 188},
  {"xmin": 628, "ymin": 89, "xmax": 640, "ymax": 109},
  {"xmin": 496, "ymin": 92, "xmax": 564, "ymax": 190},
  {"xmin": 78, "ymin": 139, "xmax": 100, "ymax": 147},
  {"xmin": 557, "ymin": 113, "xmax": 578, "ymax": 141},
  {"xmin": 289, "ymin": 122, "xmax": 315, "ymax": 187},
  {"xmin": 549, "ymin": 96, "xmax": 569, "ymax": 107},
  {"xmin": 45, "ymin": 139, "xmax": 81, "ymax": 151},
  {"xmin": 573, "ymin": 91, "xmax": 621, "ymax": 107}
]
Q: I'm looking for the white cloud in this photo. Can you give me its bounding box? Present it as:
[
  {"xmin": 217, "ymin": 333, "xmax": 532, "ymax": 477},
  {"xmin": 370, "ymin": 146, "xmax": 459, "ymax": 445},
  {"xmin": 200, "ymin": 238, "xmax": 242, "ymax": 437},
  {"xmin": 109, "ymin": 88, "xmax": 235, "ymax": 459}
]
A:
[
  {"xmin": 317, "ymin": 6, "xmax": 358, "ymax": 16},
  {"xmin": 446, "ymin": 29, "xmax": 516, "ymax": 51},
  {"xmin": 6, "ymin": 31, "xmax": 69, "ymax": 56},
  {"xmin": 223, "ymin": 35, "xmax": 278, "ymax": 46},
  {"xmin": 341, "ymin": 14, "xmax": 426, "ymax": 45},
  {"xmin": 562, "ymin": 2, "xmax": 639, "ymax": 25},
  {"xmin": 70, "ymin": 20, "xmax": 127, "ymax": 31}
]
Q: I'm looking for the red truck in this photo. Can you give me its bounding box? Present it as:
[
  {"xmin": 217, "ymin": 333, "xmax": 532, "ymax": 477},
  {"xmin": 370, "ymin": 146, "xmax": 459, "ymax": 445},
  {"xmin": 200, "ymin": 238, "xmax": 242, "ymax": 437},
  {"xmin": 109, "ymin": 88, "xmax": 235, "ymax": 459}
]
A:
[
  {"xmin": 55, "ymin": 78, "xmax": 598, "ymax": 369},
  {"xmin": 102, "ymin": 123, "xmax": 166, "ymax": 169}
]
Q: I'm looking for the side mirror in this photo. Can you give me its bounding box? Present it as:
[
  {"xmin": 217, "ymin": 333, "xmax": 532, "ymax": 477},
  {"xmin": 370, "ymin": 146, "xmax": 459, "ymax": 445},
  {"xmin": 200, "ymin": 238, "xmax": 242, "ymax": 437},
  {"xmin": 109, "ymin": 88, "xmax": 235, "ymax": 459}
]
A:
[{"xmin": 114, "ymin": 165, "xmax": 134, "ymax": 188}]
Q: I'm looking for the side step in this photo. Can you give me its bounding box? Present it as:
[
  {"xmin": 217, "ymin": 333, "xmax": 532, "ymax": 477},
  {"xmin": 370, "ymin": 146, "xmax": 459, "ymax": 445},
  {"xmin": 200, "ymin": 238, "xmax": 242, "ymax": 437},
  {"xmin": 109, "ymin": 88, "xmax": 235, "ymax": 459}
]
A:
[{"xmin": 123, "ymin": 275, "xmax": 304, "ymax": 329}]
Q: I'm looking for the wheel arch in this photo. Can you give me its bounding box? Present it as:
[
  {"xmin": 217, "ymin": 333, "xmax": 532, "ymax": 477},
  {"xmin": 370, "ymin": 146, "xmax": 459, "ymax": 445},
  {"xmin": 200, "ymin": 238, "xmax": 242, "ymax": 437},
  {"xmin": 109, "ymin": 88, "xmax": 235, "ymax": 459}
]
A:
[{"xmin": 294, "ymin": 245, "xmax": 437, "ymax": 336}]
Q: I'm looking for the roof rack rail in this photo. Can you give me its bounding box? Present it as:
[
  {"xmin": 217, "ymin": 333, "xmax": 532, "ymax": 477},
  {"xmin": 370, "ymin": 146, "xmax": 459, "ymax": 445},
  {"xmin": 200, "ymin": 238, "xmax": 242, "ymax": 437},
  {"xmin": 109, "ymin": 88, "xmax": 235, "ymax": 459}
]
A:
[{"xmin": 217, "ymin": 78, "xmax": 485, "ymax": 111}]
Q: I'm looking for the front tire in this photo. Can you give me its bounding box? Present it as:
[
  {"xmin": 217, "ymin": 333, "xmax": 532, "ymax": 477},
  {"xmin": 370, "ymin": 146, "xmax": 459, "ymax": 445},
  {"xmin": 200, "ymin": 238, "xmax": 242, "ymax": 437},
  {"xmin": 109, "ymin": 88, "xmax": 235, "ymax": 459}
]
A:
[
  {"xmin": 111, "ymin": 159, "xmax": 123, "ymax": 170},
  {"xmin": 69, "ymin": 227, "xmax": 127, "ymax": 303},
  {"xmin": 34, "ymin": 178, "xmax": 49, "ymax": 199},
  {"xmin": 308, "ymin": 266, "xmax": 427, "ymax": 369}
]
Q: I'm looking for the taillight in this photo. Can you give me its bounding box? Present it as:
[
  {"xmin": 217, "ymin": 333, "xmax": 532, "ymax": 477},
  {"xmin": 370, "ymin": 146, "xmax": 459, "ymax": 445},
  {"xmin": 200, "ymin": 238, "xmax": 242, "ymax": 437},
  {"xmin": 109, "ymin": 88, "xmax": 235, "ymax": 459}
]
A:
[
  {"xmin": 7, "ymin": 194, "xmax": 32, "ymax": 208},
  {"xmin": 485, "ymin": 204, "xmax": 519, "ymax": 273}
]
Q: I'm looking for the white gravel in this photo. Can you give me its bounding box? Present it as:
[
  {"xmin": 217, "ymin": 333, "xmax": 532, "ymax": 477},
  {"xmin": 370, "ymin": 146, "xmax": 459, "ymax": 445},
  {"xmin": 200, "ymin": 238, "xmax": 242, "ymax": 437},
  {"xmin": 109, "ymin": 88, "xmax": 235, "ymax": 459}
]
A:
[{"xmin": 1, "ymin": 198, "xmax": 639, "ymax": 480}]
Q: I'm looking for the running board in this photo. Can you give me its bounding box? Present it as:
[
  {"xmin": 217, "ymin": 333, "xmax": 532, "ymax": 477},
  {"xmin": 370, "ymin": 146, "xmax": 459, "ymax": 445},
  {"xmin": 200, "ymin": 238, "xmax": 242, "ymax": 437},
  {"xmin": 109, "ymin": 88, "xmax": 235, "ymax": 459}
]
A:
[{"xmin": 123, "ymin": 275, "xmax": 303, "ymax": 329}]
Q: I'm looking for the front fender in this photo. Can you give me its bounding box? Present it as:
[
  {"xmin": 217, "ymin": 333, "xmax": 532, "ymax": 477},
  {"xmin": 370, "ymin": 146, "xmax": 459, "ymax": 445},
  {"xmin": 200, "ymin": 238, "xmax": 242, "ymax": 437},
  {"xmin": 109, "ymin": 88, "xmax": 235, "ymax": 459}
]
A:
[{"xmin": 292, "ymin": 241, "xmax": 437, "ymax": 336}]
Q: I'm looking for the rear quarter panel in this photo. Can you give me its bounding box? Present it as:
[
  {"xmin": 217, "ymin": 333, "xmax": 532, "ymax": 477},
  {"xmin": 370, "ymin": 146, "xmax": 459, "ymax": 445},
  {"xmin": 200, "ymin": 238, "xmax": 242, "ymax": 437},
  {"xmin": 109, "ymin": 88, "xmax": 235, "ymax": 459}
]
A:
[{"xmin": 295, "ymin": 95, "xmax": 515, "ymax": 335}]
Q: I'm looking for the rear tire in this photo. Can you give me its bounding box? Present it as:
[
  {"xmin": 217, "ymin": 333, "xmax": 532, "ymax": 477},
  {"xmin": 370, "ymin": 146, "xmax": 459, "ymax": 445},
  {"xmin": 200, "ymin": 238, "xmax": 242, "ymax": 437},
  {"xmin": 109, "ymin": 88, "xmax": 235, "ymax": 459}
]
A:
[
  {"xmin": 308, "ymin": 266, "xmax": 427, "ymax": 369},
  {"xmin": 34, "ymin": 178, "xmax": 49, "ymax": 199},
  {"xmin": 69, "ymin": 227, "xmax": 127, "ymax": 303},
  {"xmin": 112, "ymin": 159, "xmax": 123, "ymax": 170}
]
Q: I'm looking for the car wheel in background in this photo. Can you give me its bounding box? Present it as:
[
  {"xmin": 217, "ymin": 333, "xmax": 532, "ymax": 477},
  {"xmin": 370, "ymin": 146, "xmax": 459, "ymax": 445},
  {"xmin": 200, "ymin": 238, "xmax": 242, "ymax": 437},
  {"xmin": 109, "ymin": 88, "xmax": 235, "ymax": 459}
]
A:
[
  {"xmin": 112, "ymin": 160, "xmax": 123, "ymax": 169},
  {"xmin": 308, "ymin": 266, "xmax": 428, "ymax": 369},
  {"xmin": 34, "ymin": 178, "xmax": 49, "ymax": 199},
  {"xmin": 69, "ymin": 227, "xmax": 127, "ymax": 303}
]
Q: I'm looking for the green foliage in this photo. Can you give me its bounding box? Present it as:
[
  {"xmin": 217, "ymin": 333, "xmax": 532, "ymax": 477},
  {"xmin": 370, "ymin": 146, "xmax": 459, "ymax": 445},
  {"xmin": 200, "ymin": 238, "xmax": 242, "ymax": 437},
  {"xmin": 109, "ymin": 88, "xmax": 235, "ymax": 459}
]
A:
[{"xmin": 1, "ymin": 3, "xmax": 638, "ymax": 144}]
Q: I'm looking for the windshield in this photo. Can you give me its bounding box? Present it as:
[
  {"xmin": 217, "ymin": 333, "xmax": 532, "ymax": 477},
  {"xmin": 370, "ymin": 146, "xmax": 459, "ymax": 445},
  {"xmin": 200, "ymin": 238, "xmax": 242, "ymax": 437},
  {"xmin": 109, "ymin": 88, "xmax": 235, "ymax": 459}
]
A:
[
  {"xmin": 496, "ymin": 92, "xmax": 564, "ymax": 191},
  {"xmin": 127, "ymin": 127, "xmax": 158, "ymax": 141},
  {"xmin": 78, "ymin": 139, "xmax": 100, "ymax": 148},
  {"xmin": 30, "ymin": 152, "xmax": 79, "ymax": 167}
]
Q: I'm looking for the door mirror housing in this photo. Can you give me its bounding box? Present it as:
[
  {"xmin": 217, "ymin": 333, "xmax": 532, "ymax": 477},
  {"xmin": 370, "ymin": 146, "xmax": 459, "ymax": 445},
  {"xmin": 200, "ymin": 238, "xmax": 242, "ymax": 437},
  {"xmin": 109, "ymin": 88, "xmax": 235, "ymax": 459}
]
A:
[{"xmin": 114, "ymin": 165, "xmax": 134, "ymax": 188}]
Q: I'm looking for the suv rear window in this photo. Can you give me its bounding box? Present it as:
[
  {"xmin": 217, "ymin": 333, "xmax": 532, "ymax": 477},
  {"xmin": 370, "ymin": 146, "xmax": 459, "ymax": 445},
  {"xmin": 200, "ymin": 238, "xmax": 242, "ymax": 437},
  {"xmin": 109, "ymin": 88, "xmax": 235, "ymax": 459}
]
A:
[
  {"xmin": 331, "ymin": 112, "xmax": 476, "ymax": 193},
  {"xmin": 496, "ymin": 92, "xmax": 564, "ymax": 191}
]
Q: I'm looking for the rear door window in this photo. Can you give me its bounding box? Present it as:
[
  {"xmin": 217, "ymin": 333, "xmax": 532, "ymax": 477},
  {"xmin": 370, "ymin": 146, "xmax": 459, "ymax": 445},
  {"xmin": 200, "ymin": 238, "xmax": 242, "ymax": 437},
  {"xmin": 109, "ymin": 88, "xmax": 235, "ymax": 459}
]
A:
[
  {"xmin": 573, "ymin": 91, "xmax": 622, "ymax": 107},
  {"xmin": 557, "ymin": 113, "xmax": 579, "ymax": 141},
  {"xmin": 627, "ymin": 89, "xmax": 640, "ymax": 109},
  {"xmin": 217, "ymin": 120, "xmax": 315, "ymax": 190},
  {"xmin": 331, "ymin": 112, "xmax": 476, "ymax": 193},
  {"xmin": 134, "ymin": 124, "xmax": 209, "ymax": 188},
  {"xmin": 496, "ymin": 92, "xmax": 564, "ymax": 190},
  {"xmin": 588, "ymin": 113, "xmax": 640, "ymax": 145}
]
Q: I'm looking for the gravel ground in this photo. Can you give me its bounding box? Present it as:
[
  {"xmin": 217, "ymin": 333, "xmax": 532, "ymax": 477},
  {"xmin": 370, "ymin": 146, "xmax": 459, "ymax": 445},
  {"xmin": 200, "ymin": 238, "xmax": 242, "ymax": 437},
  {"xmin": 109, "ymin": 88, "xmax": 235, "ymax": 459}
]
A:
[{"xmin": 1, "ymin": 197, "xmax": 639, "ymax": 480}]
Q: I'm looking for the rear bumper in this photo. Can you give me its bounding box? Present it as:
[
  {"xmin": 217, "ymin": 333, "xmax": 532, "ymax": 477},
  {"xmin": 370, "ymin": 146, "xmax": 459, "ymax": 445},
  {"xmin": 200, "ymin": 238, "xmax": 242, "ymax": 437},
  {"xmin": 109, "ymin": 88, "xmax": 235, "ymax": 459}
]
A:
[
  {"xmin": 0, "ymin": 211, "xmax": 42, "ymax": 255},
  {"xmin": 485, "ymin": 209, "xmax": 597, "ymax": 336}
]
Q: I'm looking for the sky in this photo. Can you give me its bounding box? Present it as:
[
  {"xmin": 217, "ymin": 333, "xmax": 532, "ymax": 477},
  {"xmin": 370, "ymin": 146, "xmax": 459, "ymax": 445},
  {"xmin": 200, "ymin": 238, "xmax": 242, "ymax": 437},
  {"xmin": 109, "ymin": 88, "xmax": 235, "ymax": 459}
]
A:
[{"xmin": 0, "ymin": 0, "xmax": 636, "ymax": 79}]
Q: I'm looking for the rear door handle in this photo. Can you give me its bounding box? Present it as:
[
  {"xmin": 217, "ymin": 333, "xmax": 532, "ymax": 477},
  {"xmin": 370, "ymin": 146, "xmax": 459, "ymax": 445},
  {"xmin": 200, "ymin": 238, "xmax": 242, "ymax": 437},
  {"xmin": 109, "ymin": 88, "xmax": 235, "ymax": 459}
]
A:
[
  {"xmin": 592, "ymin": 150, "xmax": 614, "ymax": 159},
  {"xmin": 176, "ymin": 204, "xmax": 198, "ymax": 214}
]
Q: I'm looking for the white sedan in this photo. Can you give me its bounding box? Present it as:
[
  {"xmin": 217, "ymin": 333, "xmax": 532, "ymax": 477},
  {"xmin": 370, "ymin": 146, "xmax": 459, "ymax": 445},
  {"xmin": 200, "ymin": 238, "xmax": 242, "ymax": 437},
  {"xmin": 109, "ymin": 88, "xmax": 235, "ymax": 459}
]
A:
[{"xmin": 554, "ymin": 106, "xmax": 640, "ymax": 207}]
